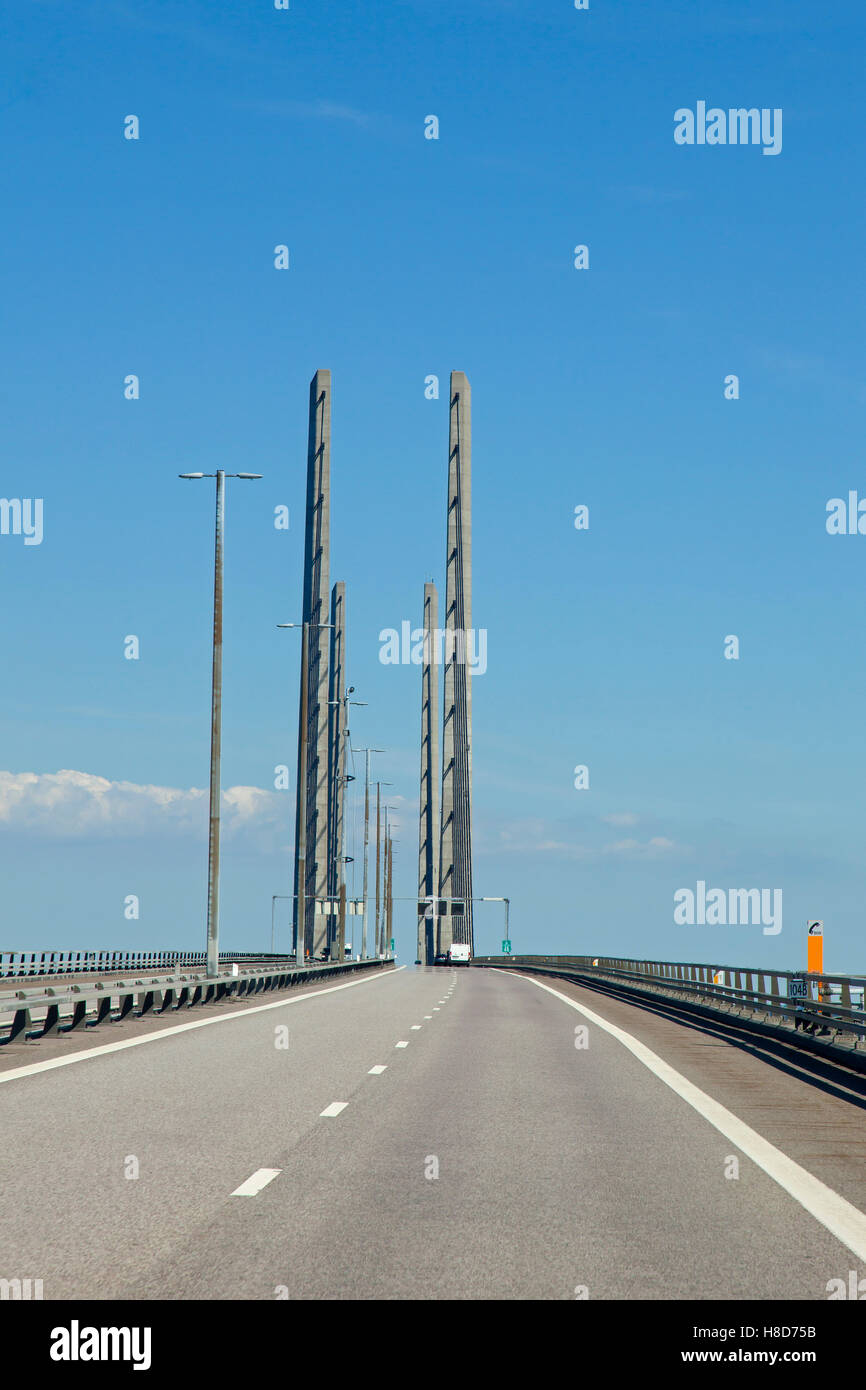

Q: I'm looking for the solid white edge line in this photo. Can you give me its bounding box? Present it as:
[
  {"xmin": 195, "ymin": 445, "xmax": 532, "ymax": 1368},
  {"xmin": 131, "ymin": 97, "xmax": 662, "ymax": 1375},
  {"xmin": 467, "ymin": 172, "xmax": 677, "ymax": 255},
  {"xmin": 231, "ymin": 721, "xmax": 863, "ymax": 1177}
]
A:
[
  {"xmin": 0, "ymin": 966, "xmax": 407, "ymax": 1086},
  {"xmin": 231, "ymin": 1167, "xmax": 281, "ymax": 1197},
  {"xmin": 320, "ymin": 1101, "xmax": 348, "ymax": 1117},
  {"xmin": 513, "ymin": 971, "xmax": 866, "ymax": 1264}
]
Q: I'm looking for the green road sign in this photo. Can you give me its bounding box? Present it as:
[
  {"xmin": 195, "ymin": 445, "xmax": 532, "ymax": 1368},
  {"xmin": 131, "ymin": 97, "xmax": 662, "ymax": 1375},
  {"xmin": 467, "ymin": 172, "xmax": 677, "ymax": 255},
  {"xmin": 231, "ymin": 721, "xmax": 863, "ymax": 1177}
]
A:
[
  {"xmin": 390, "ymin": 938, "xmax": 395, "ymax": 953},
  {"xmin": 502, "ymin": 939, "xmax": 512, "ymax": 954}
]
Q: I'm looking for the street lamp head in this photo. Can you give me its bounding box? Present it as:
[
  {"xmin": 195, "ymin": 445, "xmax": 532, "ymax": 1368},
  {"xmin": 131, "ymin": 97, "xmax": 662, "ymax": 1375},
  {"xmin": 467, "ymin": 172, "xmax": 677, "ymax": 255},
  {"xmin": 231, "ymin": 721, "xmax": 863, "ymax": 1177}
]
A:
[
  {"xmin": 178, "ymin": 472, "xmax": 206, "ymax": 479},
  {"xmin": 234, "ymin": 473, "xmax": 263, "ymax": 480}
]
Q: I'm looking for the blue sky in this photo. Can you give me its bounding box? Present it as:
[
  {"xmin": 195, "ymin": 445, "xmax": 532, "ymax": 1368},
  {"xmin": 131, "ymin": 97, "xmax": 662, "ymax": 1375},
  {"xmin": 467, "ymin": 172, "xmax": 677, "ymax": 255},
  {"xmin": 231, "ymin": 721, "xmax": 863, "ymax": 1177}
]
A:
[{"xmin": 1, "ymin": 0, "xmax": 865, "ymax": 972}]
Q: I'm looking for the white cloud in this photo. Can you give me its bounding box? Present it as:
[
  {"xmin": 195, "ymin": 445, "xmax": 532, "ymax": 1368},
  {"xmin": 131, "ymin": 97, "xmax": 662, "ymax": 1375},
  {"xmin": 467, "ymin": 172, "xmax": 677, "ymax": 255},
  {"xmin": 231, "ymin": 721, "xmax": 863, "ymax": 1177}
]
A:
[
  {"xmin": 241, "ymin": 98, "xmax": 372, "ymax": 127},
  {"xmin": 0, "ymin": 770, "xmax": 286, "ymax": 845},
  {"xmin": 600, "ymin": 836, "xmax": 678, "ymax": 859},
  {"xmin": 480, "ymin": 817, "xmax": 681, "ymax": 861}
]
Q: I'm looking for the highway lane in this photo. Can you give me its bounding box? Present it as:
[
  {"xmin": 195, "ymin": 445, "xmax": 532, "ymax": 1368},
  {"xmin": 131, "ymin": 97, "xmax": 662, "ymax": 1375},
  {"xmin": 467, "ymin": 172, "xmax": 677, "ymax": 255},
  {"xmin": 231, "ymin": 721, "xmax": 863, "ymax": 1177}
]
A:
[
  {"xmin": 0, "ymin": 964, "xmax": 412, "ymax": 1297},
  {"xmin": 1, "ymin": 965, "xmax": 864, "ymax": 1300}
]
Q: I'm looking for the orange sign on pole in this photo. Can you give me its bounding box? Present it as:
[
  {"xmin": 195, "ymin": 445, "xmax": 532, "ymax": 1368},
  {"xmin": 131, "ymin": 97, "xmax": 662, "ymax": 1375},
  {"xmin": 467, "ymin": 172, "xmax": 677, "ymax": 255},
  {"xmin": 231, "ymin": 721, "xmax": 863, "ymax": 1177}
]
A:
[{"xmin": 807, "ymin": 920, "xmax": 823, "ymax": 974}]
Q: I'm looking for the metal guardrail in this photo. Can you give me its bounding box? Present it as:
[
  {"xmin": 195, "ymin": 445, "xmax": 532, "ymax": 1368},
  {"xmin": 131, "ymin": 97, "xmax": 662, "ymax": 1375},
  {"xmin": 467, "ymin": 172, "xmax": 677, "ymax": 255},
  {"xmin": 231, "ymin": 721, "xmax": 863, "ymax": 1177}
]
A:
[
  {"xmin": 0, "ymin": 949, "xmax": 290, "ymax": 979},
  {"xmin": 0, "ymin": 956, "xmax": 394, "ymax": 1045},
  {"xmin": 473, "ymin": 954, "xmax": 866, "ymax": 1049}
]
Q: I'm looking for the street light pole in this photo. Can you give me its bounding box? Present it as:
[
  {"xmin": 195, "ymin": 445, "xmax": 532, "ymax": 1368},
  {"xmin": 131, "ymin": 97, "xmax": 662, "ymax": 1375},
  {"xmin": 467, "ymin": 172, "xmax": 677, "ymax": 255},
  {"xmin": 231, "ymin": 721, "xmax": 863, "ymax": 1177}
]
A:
[
  {"xmin": 179, "ymin": 468, "xmax": 261, "ymax": 979},
  {"xmin": 375, "ymin": 782, "xmax": 381, "ymax": 962},
  {"xmin": 373, "ymin": 781, "xmax": 392, "ymax": 959},
  {"xmin": 206, "ymin": 469, "xmax": 224, "ymax": 980},
  {"xmin": 389, "ymin": 840, "xmax": 398, "ymax": 954},
  {"xmin": 271, "ymin": 895, "xmax": 291, "ymax": 954},
  {"xmin": 384, "ymin": 833, "xmax": 391, "ymax": 956},
  {"xmin": 480, "ymin": 896, "xmax": 511, "ymax": 950},
  {"xmin": 382, "ymin": 807, "xmax": 399, "ymax": 956},
  {"xmin": 363, "ymin": 752, "xmax": 371, "ymax": 960},
  {"xmin": 329, "ymin": 690, "xmax": 365, "ymax": 962},
  {"xmin": 354, "ymin": 748, "xmax": 384, "ymax": 959}
]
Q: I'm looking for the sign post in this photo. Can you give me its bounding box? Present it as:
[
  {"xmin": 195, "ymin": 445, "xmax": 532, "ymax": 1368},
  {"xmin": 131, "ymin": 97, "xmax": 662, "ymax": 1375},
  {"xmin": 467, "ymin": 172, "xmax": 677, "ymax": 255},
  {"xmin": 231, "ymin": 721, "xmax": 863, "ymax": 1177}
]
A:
[
  {"xmin": 807, "ymin": 920, "xmax": 823, "ymax": 974},
  {"xmin": 807, "ymin": 919, "xmax": 829, "ymax": 1010}
]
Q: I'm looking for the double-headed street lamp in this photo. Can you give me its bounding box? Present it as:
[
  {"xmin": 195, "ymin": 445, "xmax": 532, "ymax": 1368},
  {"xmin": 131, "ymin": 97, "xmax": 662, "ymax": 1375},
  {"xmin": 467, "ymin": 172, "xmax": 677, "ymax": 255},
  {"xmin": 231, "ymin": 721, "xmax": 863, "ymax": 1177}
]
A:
[{"xmin": 179, "ymin": 470, "xmax": 261, "ymax": 978}]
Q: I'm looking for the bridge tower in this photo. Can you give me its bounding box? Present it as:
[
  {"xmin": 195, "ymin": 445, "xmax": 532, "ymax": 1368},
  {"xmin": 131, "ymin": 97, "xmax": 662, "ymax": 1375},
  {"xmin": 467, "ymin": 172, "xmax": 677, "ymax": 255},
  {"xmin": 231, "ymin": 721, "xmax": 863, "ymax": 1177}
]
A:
[
  {"xmin": 417, "ymin": 581, "xmax": 439, "ymax": 964},
  {"xmin": 294, "ymin": 369, "xmax": 332, "ymax": 959},
  {"xmin": 438, "ymin": 371, "xmax": 474, "ymax": 955}
]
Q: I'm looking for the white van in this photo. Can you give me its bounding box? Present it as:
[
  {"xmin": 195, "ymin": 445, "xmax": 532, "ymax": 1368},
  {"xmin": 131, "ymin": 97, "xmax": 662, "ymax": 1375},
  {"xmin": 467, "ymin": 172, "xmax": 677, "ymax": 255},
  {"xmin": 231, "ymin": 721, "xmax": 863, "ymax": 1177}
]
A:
[{"xmin": 449, "ymin": 943, "xmax": 471, "ymax": 966}]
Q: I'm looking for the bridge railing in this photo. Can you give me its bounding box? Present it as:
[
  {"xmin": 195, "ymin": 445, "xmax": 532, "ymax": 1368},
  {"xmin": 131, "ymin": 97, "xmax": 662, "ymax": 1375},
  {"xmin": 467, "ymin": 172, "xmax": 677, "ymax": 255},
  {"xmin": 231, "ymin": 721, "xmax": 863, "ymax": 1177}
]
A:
[
  {"xmin": 473, "ymin": 954, "xmax": 866, "ymax": 1046},
  {"xmin": 0, "ymin": 955, "xmax": 395, "ymax": 1045},
  {"xmin": 0, "ymin": 950, "xmax": 294, "ymax": 979}
]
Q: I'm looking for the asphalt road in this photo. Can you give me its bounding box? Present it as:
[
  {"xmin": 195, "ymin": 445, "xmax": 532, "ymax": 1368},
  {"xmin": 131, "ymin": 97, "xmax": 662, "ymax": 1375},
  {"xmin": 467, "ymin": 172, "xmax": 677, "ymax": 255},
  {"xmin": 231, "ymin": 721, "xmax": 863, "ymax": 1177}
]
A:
[{"xmin": 1, "ymin": 964, "xmax": 864, "ymax": 1300}]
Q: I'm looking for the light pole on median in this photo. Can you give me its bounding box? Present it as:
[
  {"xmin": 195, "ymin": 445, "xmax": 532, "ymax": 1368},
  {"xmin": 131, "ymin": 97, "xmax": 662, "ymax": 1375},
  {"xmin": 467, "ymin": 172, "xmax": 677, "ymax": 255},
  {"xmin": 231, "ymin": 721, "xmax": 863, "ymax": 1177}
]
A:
[
  {"xmin": 278, "ymin": 620, "xmax": 333, "ymax": 965},
  {"xmin": 179, "ymin": 469, "xmax": 262, "ymax": 978},
  {"xmin": 374, "ymin": 782, "xmax": 393, "ymax": 960},
  {"xmin": 328, "ymin": 689, "xmax": 365, "ymax": 961},
  {"xmin": 382, "ymin": 806, "xmax": 399, "ymax": 956},
  {"xmin": 271, "ymin": 894, "xmax": 293, "ymax": 955},
  {"xmin": 354, "ymin": 748, "xmax": 384, "ymax": 959}
]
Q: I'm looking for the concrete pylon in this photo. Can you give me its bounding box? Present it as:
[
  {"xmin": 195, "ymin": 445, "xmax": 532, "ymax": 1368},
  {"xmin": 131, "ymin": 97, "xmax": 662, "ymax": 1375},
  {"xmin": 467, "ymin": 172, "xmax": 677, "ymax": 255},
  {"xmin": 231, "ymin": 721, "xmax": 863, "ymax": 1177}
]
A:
[
  {"xmin": 438, "ymin": 371, "xmax": 473, "ymax": 954},
  {"xmin": 294, "ymin": 369, "xmax": 331, "ymax": 959},
  {"xmin": 327, "ymin": 580, "xmax": 347, "ymax": 959},
  {"xmin": 417, "ymin": 582, "xmax": 439, "ymax": 965}
]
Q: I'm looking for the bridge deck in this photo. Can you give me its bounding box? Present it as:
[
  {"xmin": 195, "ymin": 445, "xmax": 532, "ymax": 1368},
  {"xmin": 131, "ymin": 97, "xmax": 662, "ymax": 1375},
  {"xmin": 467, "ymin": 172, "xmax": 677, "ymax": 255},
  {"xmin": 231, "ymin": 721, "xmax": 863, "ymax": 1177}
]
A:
[{"xmin": 1, "ymin": 965, "xmax": 864, "ymax": 1300}]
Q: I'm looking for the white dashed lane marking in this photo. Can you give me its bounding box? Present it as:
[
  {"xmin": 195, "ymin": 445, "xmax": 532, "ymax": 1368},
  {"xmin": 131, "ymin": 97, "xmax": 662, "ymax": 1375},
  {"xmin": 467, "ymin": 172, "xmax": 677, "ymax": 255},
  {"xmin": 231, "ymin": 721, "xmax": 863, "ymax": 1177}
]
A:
[
  {"xmin": 395, "ymin": 1041, "xmax": 409, "ymax": 1049},
  {"xmin": 320, "ymin": 1102, "xmax": 348, "ymax": 1118},
  {"xmin": 368, "ymin": 1065, "xmax": 387, "ymax": 1075},
  {"xmin": 0, "ymin": 966, "xmax": 406, "ymax": 1088},
  {"xmin": 231, "ymin": 1168, "xmax": 281, "ymax": 1197}
]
